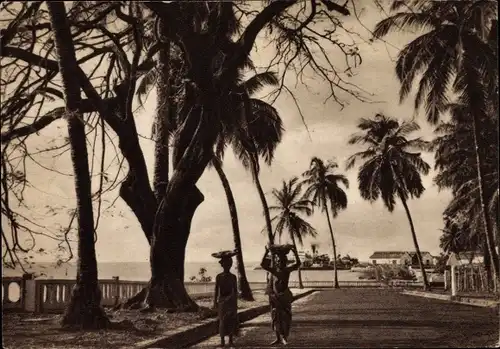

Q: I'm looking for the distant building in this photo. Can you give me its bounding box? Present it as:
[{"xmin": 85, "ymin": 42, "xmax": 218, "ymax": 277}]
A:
[
  {"xmin": 447, "ymin": 251, "xmax": 484, "ymax": 265},
  {"xmin": 297, "ymin": 250, "xmax": 307, "ymax": 262},
  {"xmin": 369, "ymin": 251, "xmax": 412, "ymax": 265},
  {"xmin": 408, "ymin": 251, "xmax": 434, "ymax": 267},
  {"xmin": 369, "ymin": 251, "xmax": 435, "ymax": 266}
]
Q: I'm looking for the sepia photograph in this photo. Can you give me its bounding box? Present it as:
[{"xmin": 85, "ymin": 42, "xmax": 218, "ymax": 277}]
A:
[{"xmin": 1, "ymin": 0, "xmax": 499, "ymax": 348}]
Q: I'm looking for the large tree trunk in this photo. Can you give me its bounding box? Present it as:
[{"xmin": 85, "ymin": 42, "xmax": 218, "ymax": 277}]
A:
[
  {"xmin": 398, "ymin": 192, "xmax": 430, "ymax": 291},
  {"xmin": 212, "ymin": 156, "xmax": 254, "ymax": 301},
  {"xmin": 324, "ymin": 204, "xmax": 339, "ymax": 289},
  {"xmin": 290, "ymin": 233, "xmax": 304, "ymax": 289},
  {"xmin": 48, "ymin": 2, "xmax": 109, "ymax": 329},
  {"xmin": 470, "ymin": 111, "xmax": 500, "ymax": 286},
  {"xmin": 134, "ymin": 58, "xmax": 220, "ymax": 307}
]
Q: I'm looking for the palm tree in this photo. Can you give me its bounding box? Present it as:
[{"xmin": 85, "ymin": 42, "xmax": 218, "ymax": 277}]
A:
[
  {"xmin": 208, "ymin": 70, "xmax": 283, "ymax": 300},
  {"xmin": 269, "ymin": 177, "xmax": 317, "ymax": 288},
  {"xmin": 213, "ymin": 70, "xmax": 283, "ymax": 247},
  {"xmin": 302, "ymin": 157, "xmax": 349, "ymax": 289},
  {"xmin": 211, "ymin": 156, "xmax": 253, "ymax": 301},
  {"xmin": 432, "ymin": 103, "xmax": 498, "ymax": 286},
  {"xmin": 346, "ymin": 114, "xmax": 431, "ymax": 290},
  {"xmin": 47, "ymin": 2, "xmax": 109, "ymax": 328},
  {"xmin": 432, "ymin": 104, "xmax": 499, "ymax": 245},
  {"xmin": 373, "ymin": 0, "xmax": 499, "ymax": 281},
  {"xmin": 232, "ymin": 88, "xmax": 284, "ymax": 247}
]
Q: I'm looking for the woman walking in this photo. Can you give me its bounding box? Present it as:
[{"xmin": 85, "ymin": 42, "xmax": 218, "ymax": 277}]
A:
[
  {"xmin": 213, "ymin": 250, "xmax": 239, "ymax": 347},
  {"xmin": 260, "ymin": 244, "xmax": 301, "ymax": 345}
]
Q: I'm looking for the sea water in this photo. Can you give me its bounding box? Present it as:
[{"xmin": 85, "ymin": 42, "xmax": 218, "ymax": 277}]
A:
[{"xmin": 3, "ymin": 261, "xmax": 365, "ymax": 282}]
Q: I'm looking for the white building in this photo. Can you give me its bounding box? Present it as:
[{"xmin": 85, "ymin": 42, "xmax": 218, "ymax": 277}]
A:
[
  {"xmin": 369, "ymin": 251, "xmax": 412, "ymax": 265},
  {"xmin": 369, "ymin": 251, "xmax": 435, "ymax": 266},
  {"xmin": 297, "ymin": 250, "xmax": 307, "ymax": 262}
]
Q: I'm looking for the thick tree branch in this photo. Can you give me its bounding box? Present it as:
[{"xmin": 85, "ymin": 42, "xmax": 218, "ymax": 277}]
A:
[
  {"xmin": 235, "ymin": 0, "xmax": 297, "ymax": 65},
  {"xmin": 320, "ymin": 0, "xmax": 350, "ymax": 16},
  {"xmin": 1, "ymin": 98, "xmax": 115, "ymax": 143},
  {"xmin": 1, "ymin": 46, "xmax": 154, "ymax": 74},
  {"xmin": 0, "ymin": 2, "xmax": 43, "ymax": 50},
  {"xmin": 2, "ymin": 46, "xmax": 59, "ymax": 71}
]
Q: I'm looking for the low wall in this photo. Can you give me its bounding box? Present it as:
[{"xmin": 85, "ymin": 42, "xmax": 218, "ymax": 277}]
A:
[
  {"xmin": 2, "ymin": 276, "xmax": 384, "ymax": 314},
  {"xmin": 2, "ymin": 276, "xmax": 269, "ymax": 313}
]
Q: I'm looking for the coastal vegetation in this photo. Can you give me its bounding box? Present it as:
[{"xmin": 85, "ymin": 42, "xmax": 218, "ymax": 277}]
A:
[
  {"xmin": 1, "ymin": 0, "xmax": 498, "ymax": 332},
  {"xmin": 360, "ymin": 265, "xmax": 416, "ymax": 283},
  {"xmin": 189, "ymin": 268, "xmax": 213, "ymax": 283}
]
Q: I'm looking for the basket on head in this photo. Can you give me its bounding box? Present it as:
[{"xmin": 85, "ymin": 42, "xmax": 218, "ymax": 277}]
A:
[
  {"xmin": 211, "ymin": 250, "xmax": 237, "ymax": 259},
  {"xmin": 268, "ymin": 244, "xmax": 294, "ymax": 255}
]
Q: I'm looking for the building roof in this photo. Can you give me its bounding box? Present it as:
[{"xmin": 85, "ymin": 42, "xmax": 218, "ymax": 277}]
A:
[
  {"xmin": 369, "ymin": 251, "xmax": 433, "ymax": 259},
  {"xmin": 447, "ymin": 251, "xmax": 484, "ymax": 266},
  {"xmin": 369, "ymin": 252, "xmax": 409, "ymax": 259},
  {"xmin": 408, "ymin": 251, "xmax": 432, "ymax": 257}
]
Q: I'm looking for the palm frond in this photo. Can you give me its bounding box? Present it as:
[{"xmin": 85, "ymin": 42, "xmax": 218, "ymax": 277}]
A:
[
  {"xmin": 246, "ymin": 99, "xmax": 284, "ymax": 166},
  {"xmin": 395, "ymin": 30, "xmax": 440, "ymax": 102},
  {"xmin": 373, "ymin": 12, "xmax": 439, "ymax": 39},
  {"xmin": 241, "ymin": 71, "xmax": 279, "ymax": 95}
]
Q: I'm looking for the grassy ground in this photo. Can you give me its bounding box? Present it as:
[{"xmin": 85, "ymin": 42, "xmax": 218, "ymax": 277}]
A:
[{"xmin": 2, "ymin": 292, "xmax": 270, "ymax": 349}]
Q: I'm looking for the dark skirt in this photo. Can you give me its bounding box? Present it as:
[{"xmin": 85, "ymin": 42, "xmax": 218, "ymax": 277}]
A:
[
  {"xmin": 270, "ymin": 288, "xmax": 293, "ymax": 338},
  {"xmin": 218, "ymin": 295, "xmax": 238, "ymax": 337}
]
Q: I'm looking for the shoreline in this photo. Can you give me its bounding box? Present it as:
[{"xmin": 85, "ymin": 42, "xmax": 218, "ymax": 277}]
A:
[{"xmin": 253, "ymin": 266, "xmax": 353, "ymax": 271}]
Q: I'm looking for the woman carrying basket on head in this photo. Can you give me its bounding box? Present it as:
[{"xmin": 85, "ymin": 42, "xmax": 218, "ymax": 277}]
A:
[
  {"xmin": 260, "ymin": 244, "xmax": 301, "ymax": 346},
  {"xmin": 212, "ymin": 250, "xmax": 238, "ymax": 348}
]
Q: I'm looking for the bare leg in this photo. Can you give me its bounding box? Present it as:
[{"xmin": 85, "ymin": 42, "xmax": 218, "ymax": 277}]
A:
[
  {"xmin": 270, "ymin": 331, "xmax": 281, "ymax": 345},
  {"xmin": 281, "ymin": 336, "xmax": 288, "ymax": 345}
]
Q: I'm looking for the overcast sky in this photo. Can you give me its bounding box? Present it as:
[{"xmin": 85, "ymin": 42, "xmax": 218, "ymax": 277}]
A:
[{"xmin": 3, "ymin": 1, "xmax": 452, "ymax": 265}]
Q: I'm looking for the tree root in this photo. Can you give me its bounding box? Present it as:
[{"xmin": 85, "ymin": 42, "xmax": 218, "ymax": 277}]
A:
[
  {"xmin": 117, "ymin": 280, "xmax": 199, "ymax": 313},
  {"xmin": 60, "ymin": 284, "xmax": 110, "ymax": 330}
]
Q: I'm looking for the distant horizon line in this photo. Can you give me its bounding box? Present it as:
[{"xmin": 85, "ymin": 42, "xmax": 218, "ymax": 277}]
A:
[{"xmin": 6, "ymin": 259, "xmax": 372, "ymax": 266}]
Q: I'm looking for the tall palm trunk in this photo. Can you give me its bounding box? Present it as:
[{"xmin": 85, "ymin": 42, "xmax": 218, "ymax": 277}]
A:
[
  {"xmin": 250, "ymin": 157, "xmax": 274, "ymax": 244},
  {"xmin": 290, "ymin": 233, "xmax": 304, "ymax": 289},
  {"xmin": 153, "ymin": 41, "xmax": 171, "ymax": 200},
  {"xmin": 483, "ymin": 240, "xmax": 494, "ymax": 289},
  {"xmin": 324, "ymin": 203, "xmax": 339, "ymax": 289},
  {"xmin": 250, "ymin": 156, "xmax": 274, "ymax": 296},
  {"xmin": 398, "ymin": 191, "xmax": 430, "ymax": 291},
  {"xmin": 212, "ymin": 156, "xmax": 254, "ymax": 301},
  {"xmin": 47, "ymin": 2, "xmax": 109, "ymax": 328},
  {"xmin": 470, "ymin": 112, "xmax": 500, "ymax": 286}
]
